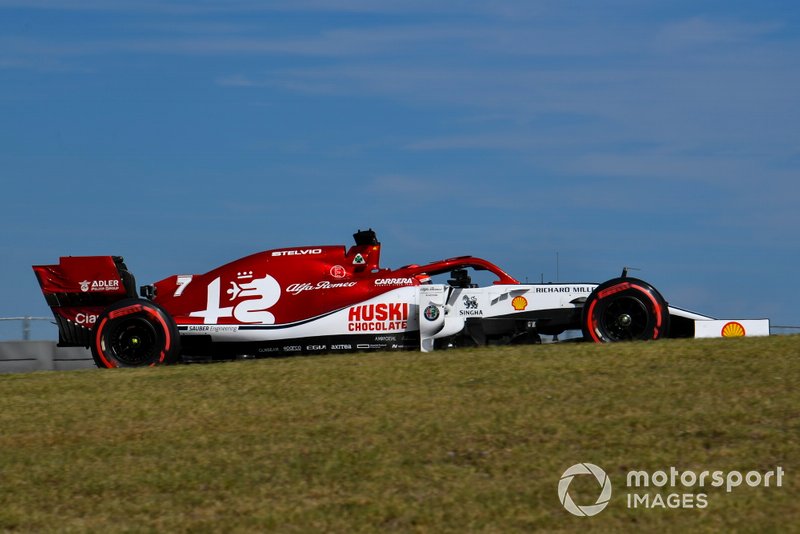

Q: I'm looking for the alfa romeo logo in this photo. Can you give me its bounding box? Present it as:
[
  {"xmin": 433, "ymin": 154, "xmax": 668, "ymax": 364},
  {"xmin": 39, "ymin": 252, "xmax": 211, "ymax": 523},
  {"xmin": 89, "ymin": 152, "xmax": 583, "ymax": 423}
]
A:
[
  {"xmin": 558, "ymin": 463, "xmax": 612, "ymax": 517},
  {"xmin": 423, "ymin": 305, "xmax": 439, "ymax": 321}
]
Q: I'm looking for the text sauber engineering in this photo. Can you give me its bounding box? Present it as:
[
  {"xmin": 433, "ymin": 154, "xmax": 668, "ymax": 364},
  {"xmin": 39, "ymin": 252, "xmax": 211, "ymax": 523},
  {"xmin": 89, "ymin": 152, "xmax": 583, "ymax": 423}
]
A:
[{"xmin": 33, "ymin": 229, "xmax": 769, "ymax": 368}]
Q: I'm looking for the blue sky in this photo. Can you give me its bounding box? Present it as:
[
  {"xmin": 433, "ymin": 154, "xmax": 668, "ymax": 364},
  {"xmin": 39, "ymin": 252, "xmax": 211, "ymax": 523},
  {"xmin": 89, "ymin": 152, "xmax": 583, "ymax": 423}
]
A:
[{"xmin": 2, "ymin": 1, "xmax": 799, "ymax": 339}]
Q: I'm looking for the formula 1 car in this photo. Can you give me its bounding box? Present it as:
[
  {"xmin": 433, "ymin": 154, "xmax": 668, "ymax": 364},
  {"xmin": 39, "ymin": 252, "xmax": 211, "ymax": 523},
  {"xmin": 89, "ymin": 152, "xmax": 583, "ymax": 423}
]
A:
[{"xmin": 33, "ymin": 229, "xmax": 770, "ymax": 368}]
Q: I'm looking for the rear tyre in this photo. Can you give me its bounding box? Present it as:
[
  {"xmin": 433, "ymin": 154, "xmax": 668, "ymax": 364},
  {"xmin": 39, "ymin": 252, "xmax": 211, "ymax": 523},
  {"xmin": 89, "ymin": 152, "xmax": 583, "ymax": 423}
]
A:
[
  {"xmin": 91, "ymin": 299, "xmax": 181, "ymax": 368},
  {"xmin": 582, "ymin": 278, "xmax": 669, "ymax": 342}
]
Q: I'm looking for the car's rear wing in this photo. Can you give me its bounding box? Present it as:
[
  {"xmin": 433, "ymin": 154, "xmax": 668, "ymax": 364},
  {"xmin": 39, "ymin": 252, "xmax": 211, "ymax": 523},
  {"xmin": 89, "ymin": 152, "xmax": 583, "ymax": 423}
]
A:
[{"xmin": 32, "ymin": 256, "xmax": 137, "ymax": 347}]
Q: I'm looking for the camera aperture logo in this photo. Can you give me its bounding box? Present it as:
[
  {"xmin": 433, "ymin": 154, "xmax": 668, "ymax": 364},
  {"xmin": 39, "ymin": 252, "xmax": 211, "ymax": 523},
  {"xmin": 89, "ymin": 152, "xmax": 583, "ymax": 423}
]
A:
[
  {"xmin": 558, "ymin": 463, "xmax": 612, "ymax": 517},
  {"xmin": 558, "ymin": 463, "xmax": 785, "ymax": 516}
]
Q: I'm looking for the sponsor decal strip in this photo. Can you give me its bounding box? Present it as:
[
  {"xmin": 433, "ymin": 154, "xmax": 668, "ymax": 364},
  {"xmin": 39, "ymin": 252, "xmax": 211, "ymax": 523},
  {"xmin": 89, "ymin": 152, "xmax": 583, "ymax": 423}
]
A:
[
  {"xmin": 374, "ymin": 278, "xmax": 415, "ymax": 286},
  {"xmin": 271, "ymin": 249, "xmax": 322, "ymax": 257},
  {"xmin": 286, "ymin": 281, "xmax": 357, "ymax": 295},
  {"xmin": 80, "ymin": 279, "xmax": 121, "ymax": 292},
  {"xmin": 348, "ymin": 303, "xmax": 409, "ymax": 332}
]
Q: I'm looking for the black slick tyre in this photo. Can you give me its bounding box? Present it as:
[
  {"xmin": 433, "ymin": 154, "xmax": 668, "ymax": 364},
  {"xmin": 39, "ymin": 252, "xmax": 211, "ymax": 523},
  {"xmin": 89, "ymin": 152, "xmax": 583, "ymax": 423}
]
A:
[
  {"xmin": 582, "ymin": 277, "xmax": 669, "ymax": 342},
  {"xmin": 91, "ymin": 299, "xmax": 180, "ymax": 368}
]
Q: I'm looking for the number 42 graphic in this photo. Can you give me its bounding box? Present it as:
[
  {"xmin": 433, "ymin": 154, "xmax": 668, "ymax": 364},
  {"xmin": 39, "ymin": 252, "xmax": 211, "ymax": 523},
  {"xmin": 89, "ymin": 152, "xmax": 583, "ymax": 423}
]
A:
[{"xmin": 190, "ymin": 275, "xmax": 281, "ymax": 324}]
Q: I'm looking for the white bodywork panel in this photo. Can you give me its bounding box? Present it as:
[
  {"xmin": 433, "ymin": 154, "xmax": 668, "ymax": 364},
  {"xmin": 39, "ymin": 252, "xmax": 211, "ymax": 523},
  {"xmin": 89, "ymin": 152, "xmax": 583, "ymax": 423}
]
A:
[
  {"xmin": 694, "ymin": 319, "xmax": 770, "ymax": 338},
  {"xmin": 418, "ymin": 283, "xmax": 596, "ymax": 351},
  {"xmin": 667, "ymin": 306, "xmax": 715, "ymax": 322},
  {"xmin": 668, "ymin": 306, "xmax": 770, "ymax": 338},
  {"xmin": 179, "ymin": 283, "xmax": 770, "ymax": 348}
]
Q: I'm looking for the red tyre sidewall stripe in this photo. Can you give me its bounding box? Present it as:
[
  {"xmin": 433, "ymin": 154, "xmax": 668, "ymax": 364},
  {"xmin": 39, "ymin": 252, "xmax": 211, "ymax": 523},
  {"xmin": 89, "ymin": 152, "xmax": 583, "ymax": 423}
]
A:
[
  {"xmin": 629, "ymin": 283, "xmax": 663, "ymax": 338},
  {"xmin": 94, "ymin": 317, "xmax": 118, "ymax": 368},
  {"xmin": 586, "ymin": 298, "xmax": 602, "ymax": 342},
  {"xmin": 142, "ymin": 306, "xmax": 171, "ymax": 364},
  {"xmin": 597, "ymin": 282, "xmax": 631, "ymax": 299},
  {"xmin": 109, "ymin": 303, "xmax": 144, "ymax": 319}
]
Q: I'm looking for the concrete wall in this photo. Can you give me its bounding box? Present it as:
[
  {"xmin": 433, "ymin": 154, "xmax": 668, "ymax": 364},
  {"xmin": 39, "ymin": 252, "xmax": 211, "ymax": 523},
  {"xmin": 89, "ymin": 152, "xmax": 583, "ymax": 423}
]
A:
[{"xmin": 0, "ymin": 341, "xmax": 95, "ymax": 373}]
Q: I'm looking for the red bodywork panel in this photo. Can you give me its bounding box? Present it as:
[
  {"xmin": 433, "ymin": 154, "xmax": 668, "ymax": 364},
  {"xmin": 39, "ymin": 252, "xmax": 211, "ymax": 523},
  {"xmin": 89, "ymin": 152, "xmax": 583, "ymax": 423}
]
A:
[
  {"xmin": 33, "ymin": 237, "xmax": 520, "ymax": 345},
  {"xmin": 33, "ymin": 256, "xmax": 127, "ymax": 296},
  {"xmin": 153, "ymin": 244, "xmax": 389, "ymax": 325},
  {"xmin": 32, "ymin": 256, "xmax": 132, "ymax": 345},
  {"xmin": 151, "ymin": 242, "xmax": 519, "ymax": 326}
]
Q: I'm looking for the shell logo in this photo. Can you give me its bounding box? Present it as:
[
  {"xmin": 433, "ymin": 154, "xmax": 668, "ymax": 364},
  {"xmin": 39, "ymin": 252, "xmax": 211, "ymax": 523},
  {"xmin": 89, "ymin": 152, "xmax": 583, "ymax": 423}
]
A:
[
  {"xmin": 512, "ymin": 296, "xmax": 528, "ymax": 311},
  {"xmin": 721, "ymin": 321, "xmax": 746, "ymax": 337}
]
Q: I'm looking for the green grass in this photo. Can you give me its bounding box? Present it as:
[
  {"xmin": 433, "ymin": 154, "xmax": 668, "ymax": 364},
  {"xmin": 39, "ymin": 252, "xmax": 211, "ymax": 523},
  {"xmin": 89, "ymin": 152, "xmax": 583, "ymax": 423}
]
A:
[{"xmin": 1, "ymin": 336, "xmax": 798, "ymax": 532}]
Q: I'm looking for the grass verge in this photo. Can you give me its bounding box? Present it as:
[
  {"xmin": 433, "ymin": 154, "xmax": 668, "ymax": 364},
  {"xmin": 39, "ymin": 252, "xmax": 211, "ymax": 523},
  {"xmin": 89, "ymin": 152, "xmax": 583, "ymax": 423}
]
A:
[{"xmin": 1, "ymin": 336, "xmax": 798, "ymax": 532}]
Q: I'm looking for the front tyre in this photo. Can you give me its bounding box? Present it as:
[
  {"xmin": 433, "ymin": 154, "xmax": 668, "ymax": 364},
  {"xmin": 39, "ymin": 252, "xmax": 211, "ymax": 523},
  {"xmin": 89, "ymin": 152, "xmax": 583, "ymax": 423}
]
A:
[
  {"xmin": 582, "ymin": 278, "xmax": 669, "ymax": 342},
  {"xmin": 91, "ymin": 299, "xmax": 181, "ymax": 368}
]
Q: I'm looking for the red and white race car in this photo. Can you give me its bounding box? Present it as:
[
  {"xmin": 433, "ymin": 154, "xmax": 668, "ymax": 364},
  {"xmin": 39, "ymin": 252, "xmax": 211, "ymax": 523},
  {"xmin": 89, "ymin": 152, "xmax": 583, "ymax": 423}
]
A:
[{"xmin": 33, "ymin": 229, "xmax": 769, "ymax": 368}]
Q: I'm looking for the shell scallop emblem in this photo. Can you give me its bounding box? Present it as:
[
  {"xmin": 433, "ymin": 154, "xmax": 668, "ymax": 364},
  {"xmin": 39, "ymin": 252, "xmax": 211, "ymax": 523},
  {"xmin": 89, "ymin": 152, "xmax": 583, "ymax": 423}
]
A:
[
  {"xmin": 721, "ymin": 321, "xmax": 746, "ymax": 337},
  {"xmin": 512, "ymin": 296, "xmax": 528, "ymax": 311}
]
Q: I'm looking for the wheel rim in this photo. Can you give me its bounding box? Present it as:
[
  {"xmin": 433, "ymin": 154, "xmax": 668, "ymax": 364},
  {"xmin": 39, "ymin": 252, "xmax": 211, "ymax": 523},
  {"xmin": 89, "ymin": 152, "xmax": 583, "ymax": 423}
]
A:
[
  {"xmin": 599, "ymin": 296, "xmax": 649, "ymax": 341},
  {"xmin": 106, "ymin": 317, "xmax": 160, "ymax": 366}
]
